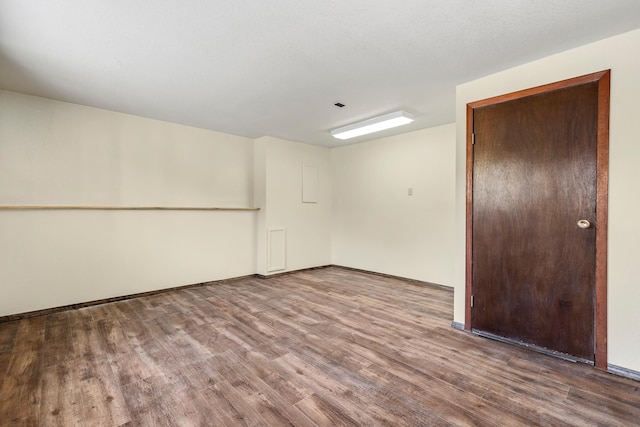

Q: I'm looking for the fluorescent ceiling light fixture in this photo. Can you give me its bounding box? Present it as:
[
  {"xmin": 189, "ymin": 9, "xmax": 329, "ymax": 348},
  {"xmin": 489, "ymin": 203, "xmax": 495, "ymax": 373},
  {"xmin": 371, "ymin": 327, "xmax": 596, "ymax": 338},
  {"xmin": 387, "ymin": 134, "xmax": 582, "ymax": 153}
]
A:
[{"xmin": 331, "ymin": 110, "xmax": 415, "ymax": 140}]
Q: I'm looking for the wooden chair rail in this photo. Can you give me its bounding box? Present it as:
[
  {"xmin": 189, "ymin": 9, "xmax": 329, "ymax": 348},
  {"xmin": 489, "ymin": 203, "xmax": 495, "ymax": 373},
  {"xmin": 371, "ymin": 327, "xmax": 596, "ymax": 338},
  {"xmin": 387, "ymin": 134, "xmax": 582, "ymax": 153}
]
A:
[{"xmin": 0, "ymin": 205, "xmax": 260, "ymax": 211}]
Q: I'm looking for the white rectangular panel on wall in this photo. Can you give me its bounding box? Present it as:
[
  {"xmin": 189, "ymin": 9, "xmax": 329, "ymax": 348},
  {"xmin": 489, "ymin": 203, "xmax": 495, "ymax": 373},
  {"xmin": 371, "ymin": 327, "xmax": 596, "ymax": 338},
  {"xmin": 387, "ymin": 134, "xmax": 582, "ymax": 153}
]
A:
[
  {"xmin": 302, "ymin": 163, "xmax": 318, "ymax": 203},
  {"xmin": 267, "ymin": 227, "xmax": 287, "ymax": 272}
]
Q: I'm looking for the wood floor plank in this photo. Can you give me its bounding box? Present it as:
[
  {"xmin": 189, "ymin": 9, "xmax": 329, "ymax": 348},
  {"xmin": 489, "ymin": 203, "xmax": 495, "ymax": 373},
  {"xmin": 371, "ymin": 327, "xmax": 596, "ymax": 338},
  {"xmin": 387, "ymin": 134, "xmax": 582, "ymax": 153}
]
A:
[
  {"xmin": 273, "ymin": 352, "xmax": 383, "ymax": 426},
  {"xmin": 208, "ymin": 379, "xmax": 273, "ymax": 427},
  {"xmin": 196, "ymin": 382, "xmax": 251, "ymax": 425},
  {"xmin": 220, "ymin": 322, "xmax": 287, "ymax": 360},
  {"xmin": 42, "ymin": 313, "xmax": 74, "ymax": 368},
  {"xmin": 68, "ymin": 309, "xmax": 109, "ymax": 363},
  {"xmin": 179, "ymin": 355, "xmax": 225, "ymax": 391},
  {"xmin": 294, "ymin": 393, "xmax": 359, "ymax": 427},
  {"xmin": 74, "ymin": 356, "xmax": 131, "ymax": 426},
  {"xmin": 38, "ymin": 363, "xmax": 74, "ymax": 427},
  {"xmin": 186, "ymin": 384, "xmax": 245, "ymax": 426},
  {"xmin": 1, "ymin": 317, "xmax": 45, "ymax": 426},
  {"xmin": 565, "ymin": 385, "xmax": 640, "ymax": 425},
  {"xmin": 222, "ymin": 357, "xmax": 319, "ymax": 427},
  {"xmin": 235, "ymin": 349, "xmax": 316, "ymax": 405},
  {"xmin": 39, "ymin": 356, "xmax": 131, "ymax": 426},
  {"xmin": 146, "ymin": 322, "xmax": 213, "ymax": 368},
  {"xmin": 0, "ymin": 321, "xmax": 19, "ymax": 354},
  {"xmin": 182, "ymin": 321, "xmax": 244, "ymax": 355},
  {"xmin": 356, "ymin": 363, "xmax": 460, "ymax": 426},
  {"xmin": 1, "ymin": 367, "xmax": 42, "ymax": 426},
  {"xmin": 96, "ymin": 318, "xmax": 160, "ymax": 386},
  {"xmin": 121, "ymin": 374, "xmax": 203, "ymax": 426},
  {"xmin": 2, "ymin": 266, "xmax": 639, "ymax": 426},
  {"xmin": 0, "ymin": 352, "xmax": 11, "ymax": 379}
]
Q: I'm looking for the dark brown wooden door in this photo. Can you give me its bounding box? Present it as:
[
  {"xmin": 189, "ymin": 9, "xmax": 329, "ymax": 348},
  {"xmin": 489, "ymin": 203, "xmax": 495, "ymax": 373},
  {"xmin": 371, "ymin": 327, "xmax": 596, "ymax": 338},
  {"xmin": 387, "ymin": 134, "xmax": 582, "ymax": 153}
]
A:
[{"xmin": 472, "ymin": 82, "xmax": 599, "ymax": 361}]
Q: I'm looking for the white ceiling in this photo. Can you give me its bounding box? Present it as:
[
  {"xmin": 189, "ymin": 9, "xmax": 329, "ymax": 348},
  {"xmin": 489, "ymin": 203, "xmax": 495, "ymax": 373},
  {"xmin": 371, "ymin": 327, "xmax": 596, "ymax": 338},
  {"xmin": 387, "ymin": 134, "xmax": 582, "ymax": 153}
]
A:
[{"xmin": 1, "ymin": 1, "xmax": 640, "ymax": 147}]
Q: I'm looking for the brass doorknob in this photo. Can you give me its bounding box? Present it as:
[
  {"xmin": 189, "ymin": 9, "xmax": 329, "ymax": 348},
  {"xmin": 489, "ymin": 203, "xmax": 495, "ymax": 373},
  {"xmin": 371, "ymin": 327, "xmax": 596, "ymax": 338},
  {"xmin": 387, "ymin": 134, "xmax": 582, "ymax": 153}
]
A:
[{"xmin": 577, "ymin": 219, "xmax": 591, "ymax": 229}]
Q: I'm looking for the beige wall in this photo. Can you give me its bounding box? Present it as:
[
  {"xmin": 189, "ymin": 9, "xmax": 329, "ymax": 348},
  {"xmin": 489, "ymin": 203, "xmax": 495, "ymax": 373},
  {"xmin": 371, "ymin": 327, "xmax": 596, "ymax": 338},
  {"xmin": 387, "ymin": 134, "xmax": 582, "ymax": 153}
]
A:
[
  {"xmin": 0, "ymin": 91, "xmax": 257, "ymax": 316},
  {"xmin": 331, "ymin": 124, "xmax": 456, "ymax": 286},
  {"xmin": 0, "ymin": 92, "xmax": 333, "ymax": 316},
  {"xmin": 455, "ymin": 29, "xmax": 640, "ymax": 372},
  {"xmin": 254, "ymin": 136, "xmax": 332, "ymax": 275}
]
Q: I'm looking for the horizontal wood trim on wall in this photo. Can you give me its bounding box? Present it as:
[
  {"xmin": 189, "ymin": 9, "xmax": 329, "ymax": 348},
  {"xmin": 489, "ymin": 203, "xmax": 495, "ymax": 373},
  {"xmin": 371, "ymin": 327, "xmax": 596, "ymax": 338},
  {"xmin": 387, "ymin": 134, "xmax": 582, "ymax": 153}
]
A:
[{"xmin": 0, "ymin": 206, "xmax": 260, "ymax": 211}]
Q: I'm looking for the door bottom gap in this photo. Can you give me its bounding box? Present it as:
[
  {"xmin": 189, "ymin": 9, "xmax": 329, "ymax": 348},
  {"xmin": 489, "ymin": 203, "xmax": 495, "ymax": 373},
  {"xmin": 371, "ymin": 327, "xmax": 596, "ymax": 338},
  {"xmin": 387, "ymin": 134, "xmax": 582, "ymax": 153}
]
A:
[{"xmin": 472, "ymin": 329, "xmax": 594, "ymax": 365}]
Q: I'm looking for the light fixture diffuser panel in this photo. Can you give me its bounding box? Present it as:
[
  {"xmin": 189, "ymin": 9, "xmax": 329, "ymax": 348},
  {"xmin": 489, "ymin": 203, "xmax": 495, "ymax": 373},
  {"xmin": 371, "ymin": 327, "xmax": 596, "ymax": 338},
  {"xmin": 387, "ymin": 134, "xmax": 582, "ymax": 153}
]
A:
[{"xmin": 331, "ymin": 110, "xmax": 414, "ymax": 140}]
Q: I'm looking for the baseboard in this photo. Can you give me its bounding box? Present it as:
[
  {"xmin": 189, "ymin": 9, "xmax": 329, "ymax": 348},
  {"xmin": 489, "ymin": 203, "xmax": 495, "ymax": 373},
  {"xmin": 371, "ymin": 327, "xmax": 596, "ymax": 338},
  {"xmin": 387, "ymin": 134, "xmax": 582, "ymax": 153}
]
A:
[
  {"xmin": 0, "ymin": 266, "xmax": 335, "ymax": 322},
  {"xmin": 0, "ymin": 274, "xmax": 255, "ymax": 323},
  {"xmin": 1, "ymin": 264, "xmax": 452, "ymax": 323},
  {"xmin": 331, "ymin": 264, "xmax": 454, "ymax": 292},
  {"xmin": 451, "ymin": 321, "xmax": 465, "ymax": 331},
  {"xmin": 608, "ymin": 364, "xmax": 640, "ymax": 381},
  {"xmin": 255, "ymin": 265, "xmax": 332, "ymax": 279}
]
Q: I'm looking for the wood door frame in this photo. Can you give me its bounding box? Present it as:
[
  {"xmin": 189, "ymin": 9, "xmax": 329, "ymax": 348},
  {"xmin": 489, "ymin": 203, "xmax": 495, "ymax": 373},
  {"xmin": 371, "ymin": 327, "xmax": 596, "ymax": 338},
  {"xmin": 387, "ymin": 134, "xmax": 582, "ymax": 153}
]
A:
[{"xmin": 465, "ymin": 70, "xmax": 610, "ymax": 369}]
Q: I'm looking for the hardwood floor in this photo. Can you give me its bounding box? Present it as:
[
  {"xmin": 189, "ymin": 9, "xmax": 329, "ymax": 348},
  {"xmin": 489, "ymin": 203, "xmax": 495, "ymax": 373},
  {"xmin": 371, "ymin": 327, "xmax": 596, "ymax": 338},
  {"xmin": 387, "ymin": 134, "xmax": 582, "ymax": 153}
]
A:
[{"xmin": 1, "ymin": 267, "xmax": 639, "ymax": 426}]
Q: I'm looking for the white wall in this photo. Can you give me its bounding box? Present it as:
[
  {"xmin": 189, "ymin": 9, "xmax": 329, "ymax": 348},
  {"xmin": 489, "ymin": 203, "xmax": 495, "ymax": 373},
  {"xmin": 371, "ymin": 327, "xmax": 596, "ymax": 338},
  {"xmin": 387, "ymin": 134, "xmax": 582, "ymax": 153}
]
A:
[
  {"xmin": 455, "ymin": 29, "xmax": 640, "ymax": 372},
  {"xmin": 254, "ymin": 136, "xmax": 332, "ymax": 275},
  {"xmin": 0, "ymin": 91, "xmax": 257, "ymax": 316},
  {"xmin": 332, "ymin": 124, "xmax": 456, "ymax": 286}
]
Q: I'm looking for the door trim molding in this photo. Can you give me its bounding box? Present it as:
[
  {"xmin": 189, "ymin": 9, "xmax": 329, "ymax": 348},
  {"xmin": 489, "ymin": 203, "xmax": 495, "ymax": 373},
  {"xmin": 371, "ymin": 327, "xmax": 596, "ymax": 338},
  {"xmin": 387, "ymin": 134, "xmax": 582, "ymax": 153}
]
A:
[{"xmin": 465, "ymin": 70, "xmax": 610, "ymax": 369}]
